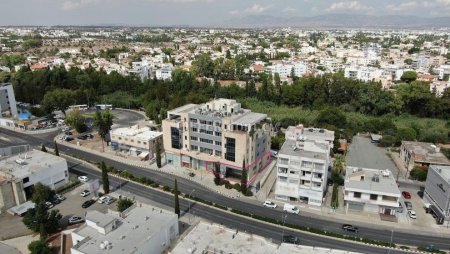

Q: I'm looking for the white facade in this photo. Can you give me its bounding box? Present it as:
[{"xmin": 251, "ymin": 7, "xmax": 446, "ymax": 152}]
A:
[
  {"xmin": 0, "ymin": 83, "xmax": 18, "ymax": 118},
  {"xmin": 72, "ymin": 204, "xmax": 179, "ymax": 254},
  {"xmin": 344, "ymin": 167, "xmax": 401, "ymax": 215},
  {"xmin": 265, "ymin": 62, "xmax": 308, "ymax": 78},
  {"xmin": 110, "ymin": 125, "xmax": 162, "ymax": 158},
  {"xmin": 344, "ymin": 66, "xmax": 383, "ymax": 82},
  {"xmin": 430, "ymin": 81, "xmax": 449, "ymax": 97},
  {"xmin": 0, "ymin": 149, "xmax": 69, "ymax": 211},
  {"xmin": 156, "ymin": 64, "xmax": 174, "ymax": 80},
  {"xmin": 275, "ymin": 126, "xmax": 333, "ymax": 206}
]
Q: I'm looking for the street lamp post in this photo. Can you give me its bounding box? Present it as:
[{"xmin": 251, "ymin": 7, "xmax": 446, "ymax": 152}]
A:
[
  {"xmin": 188, "ymin": 189, "xmax": 196, "ymax": 223},
  {"xmin": 387, "ymin": 229, "xmax": 394, "ymax": 254},
  {"xmin": 281, "ymin": 213, "xmax": 288, "ymax": 243}
]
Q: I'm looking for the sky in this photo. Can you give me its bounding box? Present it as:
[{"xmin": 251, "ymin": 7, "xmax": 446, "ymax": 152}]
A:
[{"xmin": 0, "ymin": 0, "xmax": 449, "ymax": 26}]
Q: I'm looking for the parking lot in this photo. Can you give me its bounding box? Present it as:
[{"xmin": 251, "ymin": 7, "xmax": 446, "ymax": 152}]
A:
[
  {"xmin": 346, "ymin": 135, "xmax": 399, "ymax": 177},
  {"xmin": 50, "ymin": 181, "xmax": 117, "ymax": 227}
]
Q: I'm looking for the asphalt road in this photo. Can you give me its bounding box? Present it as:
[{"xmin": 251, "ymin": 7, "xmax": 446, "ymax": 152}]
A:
[
  {"xmin": 1, "ymin": 127, "xmax": 449, "ymax": 252},
  {"xmin": 67, "ymin": 158, "xmax": 409, "ymax": 254}
]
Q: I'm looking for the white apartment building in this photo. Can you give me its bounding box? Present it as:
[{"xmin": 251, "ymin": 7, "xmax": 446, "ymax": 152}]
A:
[
  {"xmin": 110, "ymin": 125, "xmax": 163, "ymax": 160},
  {"xmin": 275, "ymin": 126, "xmax": 334, "ymax": 206},
  {"xmin": 0, "ymin": 147, "xmax": 69, "ymax": 211},
  {"xmin": 71, "ymin": 204, "xmax": 179, "ymax": 254},
  {"xmin": 156, "ymin": 64, "xmax": 174, "ymax": 80},
  {"xmin": 0, "ymin": 83, "xmax": 18, "ymax": 118},
  {"xmin": 344, "ymin": 66, "xmax": 383, "ymax": 82},
  {"xmin": 344, "ymin": 166, "xmax": 401, "ymax": 215},
  {"xmin": 430, "ymin": 81, "xmax": 449, "ymax": 97},
  {"xmin": 265, "ymin": 62, "xmax": 308, "ymax": 78}
]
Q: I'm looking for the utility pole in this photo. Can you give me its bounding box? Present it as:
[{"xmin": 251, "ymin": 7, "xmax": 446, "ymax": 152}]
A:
[
  {"xmin": 387, "ymin": 229, "xmax": 394, "ymax": 254},
  {"xmin": 281, "ymin": 213, "xmax": 288, "ymax": 243}
]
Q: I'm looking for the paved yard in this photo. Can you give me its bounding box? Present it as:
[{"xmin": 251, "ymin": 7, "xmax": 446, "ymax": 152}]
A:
[
  {"xmin": 0, "ymin": 213, "xmax": 33, "ymax": 240},
  {"xmin": 346, "ymin": 135, "xmax": 399, "ymax": 177}
]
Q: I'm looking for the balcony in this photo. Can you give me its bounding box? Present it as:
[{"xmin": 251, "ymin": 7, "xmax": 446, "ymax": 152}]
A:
[{"xmin": 311, "ymin": 177, "xmax": 323, "ymax": 183}]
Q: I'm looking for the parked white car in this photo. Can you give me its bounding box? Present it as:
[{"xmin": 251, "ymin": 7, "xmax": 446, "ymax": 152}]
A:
[
  {"xmin": 408, "ymin": 210, "xmax": 417, "ymax": 219},
  {"xmin": 263, "ymin": 200, "xmax": 277, "ymax": 208},
  {"xmin": 78, "ymin": 176, "xmax": 89, "ymax": 182},
  {"xmin": 68, "ymin": 216, "xmax": 84, "ymax": 224},
  {"xmin": 80, "ymin": 190, "xmax": 90, "ymax": 197}
]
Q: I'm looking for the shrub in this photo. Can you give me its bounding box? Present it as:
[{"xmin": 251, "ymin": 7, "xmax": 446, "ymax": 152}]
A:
[
  {"xmin": 233, "ymin": 183, "xmax": 241, "ymax": 192},
  {"xmin": 214, "ymin": 177, "xmax": 221, "ymax": 185},
  {"xmin": 163, "ymin": 186, "xmax": 171, "ymax": 192},
  {"xmin": 410, "ymin": 167, "xmax": 428, "ymax": 181},
  {"xmin": 224, "ymin": 181, "xmax": 232, "ymax": 189},
  {"xmin": 244, "ymin": 189, "xmax": 253, "ymax": 196},
  {"xmin": 117, "ymin": 197, "xmax": 134, "ymax": 212}
]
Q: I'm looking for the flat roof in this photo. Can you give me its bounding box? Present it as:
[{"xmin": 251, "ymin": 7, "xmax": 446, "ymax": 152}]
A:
[
  {"xmin": 279, "ymin": 139, "xmax": 328, "ymax": 160},
  {"xmin": 275, "ymin": 244, "xmax": 361, "ymax": 254},
  {"xmin": 286, "ymin": 126, "xmax": 335, "ymax": 142},
  {"xmin": 430, "ymin": 165, "xmax": 450, "ymax": 182},
  {"xmin": 345, "ymin": 166, "xmax": 401, "ymax": 196},
  {"xmin": 111, "ymin": 126, "xmax": 162, "ymax": 140},
  {"xmin": 0, "ymin": 149, "xmax": 66, "ymax": 180},
  {"xmin": 169, "ymin": 103, "xmax": 199, "ymax": 115},
  {"xmin": 402, "ymin": 141, "xmax": 450, "ymax": 165},
  {"xmin": 170, "ymin": 221, "xmax": 278, "ymax": 254},
  {"xmin": 232, "ymin": 112, "xmax": 267, "ymax": 125},
  {"xmin": 7, "ymin": 201, "xmax": 35, "ymax": 216},
  {"xmin": 73, "ymin": 205, "xmax": 177, "ymax": 254},
  {"xmin": 86, "ymin": 210, "xmax": 116, "ymax": 228}
]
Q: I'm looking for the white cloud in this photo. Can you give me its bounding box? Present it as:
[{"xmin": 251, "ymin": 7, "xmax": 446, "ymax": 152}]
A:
[
  {"xmin": 282, "ymin": 7, "xmax": 297, "ymax": 12},
  {"xmin": 244, "ymin": 4, "xmax": 272, "ymax": 13},
  {"xmin": 435, "ymin": 0, "xmax": 450, "ymax": 8},
  {"xmin": 386, "ymin": 1, "xmax": 418, "ymax": 11},
  {"xmin": 61, "ymin": 0, "xmax": 214, "ymax": 11},
  {"xmin": 326, "ymin": 1, "xmax": 373, "ymax": 12}
]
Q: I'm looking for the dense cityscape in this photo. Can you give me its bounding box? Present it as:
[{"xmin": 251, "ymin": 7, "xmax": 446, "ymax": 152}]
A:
[{"xmin": 0, "ymin": 3, "xmax": 450, "ymax": 254}]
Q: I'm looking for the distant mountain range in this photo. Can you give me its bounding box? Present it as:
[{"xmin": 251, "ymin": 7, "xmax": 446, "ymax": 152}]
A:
[{"xmin": 218, "ymin": 14, "xmax": 450, "ymax": 29}]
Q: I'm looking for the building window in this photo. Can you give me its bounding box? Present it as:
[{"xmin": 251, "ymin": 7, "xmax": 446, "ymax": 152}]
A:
[
  {"xmin": 278, "ymin": 167, "xmax": 288, "ymax": 174},
  {"xmin": 370, "ymin": 194, "xmax": 378, "ymax": 200},
  {"xmin": 215, "ymin": 150, "xmax": 222, "ymax": 157},
  {"xmin": 192, "ymin": 128, "xmax": 198, "ymax": 132},
  {"xmin": 184, "ymin": 136, "xmax": 187, "ymax": 140},
  {"xmin": 143, "ymin": 142, "xmax": 147, "ymax": 145},
  {"xmin": 215, "ymin": 141, "xmax": 222, "ymax": 146},
  {"xmin": 190, "ymin": 145, "xmax": 198, "ymax": 151},
  {"xmin": 190, "ymin": 136, "xmax": 198, "ymax": 141},
  {"xmin": 301, "ymin": 161, "xmax": 312, "ymax": 168},
  {"xmin": 279, "ymin": 158, "xmax": 289, "ymax": 165},
  {"xmin": 215, "ymin": 132, "xmax": 221, "ymax": 137},
  {"xmin": 200, "ymin": 147, "xmax": 213, "ymax": 155},
  {"xmin": 353, "ymin": 192, "xmax": 361, "ymax": 198},
  {"xmin": 118, "ymin": 137, "xmax": 122, "ymax": 140},
  {"xmin": 170, "ymin": 127, "xmax": 181, "ymax": 149},
  {"xmin": 225, "ymin": 137, "xmax": 235, "ymax": 162},
  {"xmin": 200, "ymin": 138, "xmax": 213, "ymax": 144},
  {"xmin": 23, "ymin": 177, "xmax": 29, "ymax": 184},
  {"xmin": 200, "ymin": 120, "xmax": 207, "ymax": 124},
  {"xmin": 190, "ymin": 118, "xmax": 197, "ymax": 123}
]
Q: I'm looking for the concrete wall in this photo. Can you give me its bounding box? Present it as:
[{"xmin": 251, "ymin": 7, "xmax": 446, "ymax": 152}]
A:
[
  {"xmin": 0, "ymin": 182, "xmax": 16, "ymax": 211},
  {"xmin": 424, "ymin": 167, "xmax": 450, "ymax": 220}
]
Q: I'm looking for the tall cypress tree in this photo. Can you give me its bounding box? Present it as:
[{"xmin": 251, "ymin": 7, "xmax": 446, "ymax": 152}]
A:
[
  {"xmin": 155, "ymin": 139, "xmax": 161, "ymax": 168},
  {"xmin": 54, "ymin": 141, "xmax": 59, "ymax": 156},
  {"xmin": 41, "ymin": 144, "xmax": 47, "ymax": 153},
  {"xmin": 101, "ymin": 161, "xmax": 110, "ymax": 194},
  {"xmin": 174, "ymin": 179, "xmax": 180, "ymax": 217}
]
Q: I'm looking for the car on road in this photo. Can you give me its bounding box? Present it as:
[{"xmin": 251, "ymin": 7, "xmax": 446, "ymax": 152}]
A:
[
  {"xmin": 188, "ymin": 172, "xmax": 195, "ymax": 177},
  {"xmin": 77, "ymin": 135, "xmax": 87, "ymax": 140},
  {"xmin": 405, "ymin": 201, "xmax": 413, "ymax": 211},
  {"xmin": 64, "ymin": 136, "xmax": 74, "ymax": 142},
  {"xmin": 402, "ymin": 191, "xmax": 411, "ymax": 199},
  {"xmin": 282, "ymin": 235, "xmax": 300, "ymax": 244},
  {"xmin": 51, "ymin": 197, "xmax": 61, "ymax": 205},
  {"xmin": 342, "ymin": 224, "xmax": 359, "ymax": 233},
  {"xmin": 81, "ymin": 199, "xmax": 95, "ymax": 208},
  {"xmin": 104, "ymin": 197, "xmax": 116, "ymax": 205},
  {"xmin": 64, "ymin": 131, "xmax": 72, "ymax": 135},
  {"xmin": 80, "ymin": 190, "xmax": 90, "ymax": 197},
  {"xmin": 283, "ymin": 203, "xmax": 299, "ymax": 214},
  {"xmin": 87, "ymin": 134, "xmax": 94, "ymax": 139},
  {"xmin": 45, "ymin": 201, "xmax": 54, "ymax": 209},
  {"xmin": 78, "ymin": 176, "xmax": 89, "ymax": 182},
  {"xmin": 263, "ymin": 200, "xmax": 277, "ymax": 208},
  {"xmin": 408, "ymin": 210, "xmax": 417, "ymax": 219},
  {"xmin": 68, "ymin": 216, "xmax": 85, "ymax": 224}
]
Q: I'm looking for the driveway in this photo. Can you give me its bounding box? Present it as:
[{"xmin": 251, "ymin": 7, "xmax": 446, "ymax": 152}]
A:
[{"xmin": 346, "ymin": 135, "xmax": 399, "ymax": 177}]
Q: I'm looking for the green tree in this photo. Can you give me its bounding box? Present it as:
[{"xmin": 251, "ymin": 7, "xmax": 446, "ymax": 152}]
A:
[
  {"xmin": 400, "ymin": 71, "xmax": 417, "ymax": 83},
  {"xmin": 174, "ymin": 179, "xmax": 180, "ymax": 217},
  {"xmin": 226, "ymin": 49, "xmax": 231, "ymax": 59},
  {"xmin": 30, "ymin": 182, "xmax": 54, "ymax": 204},
  {"xmin": 54, "ymin": 141, "xmax": 59, "ymax": 156},
  {"xmin": 191, "ymin": 54, "xmax": 214, "ymax": 77},
  {"xmin": 101, "ymin": 161, "xmax": 110, "ymax": 194},
  {"xmin": 28, "ymin": 239, "xmax": 52, "ymax": 254},
  {"xmin": 23, "ymin": 203, "xmax": 62, "ymax": 235},
  {"xmin": 241, "ymin": 160, "xmax": 248, "ymax": 194},
  {"xmin": 155, "ymin": 139, "xmax": 162, "ymax": 168},
  {"xmin": 333, "ymin": 155, "xmax": 345, "ymax": 175},
  {"xmin": 117, "ymin": 197, "xmax": 134, "ymax": 212},
  {"xmin": 396, "ymin": 127, "xmax": 417, "ymax": 143},
  {"xmin": 41, "ymin": 89, "xmax": 75, "ymax": 116},
  {"xmin": 41, "ymin": 144, "xmax": 47, "ymax": 153},
  {"xmin": 315, "ymin": 108, "xmax": 347, "ymax": 129},
  {"xmin": 404, "ymin": 59, "xmax": 413, "ymax": 65},
  {"xmin": 65, "ymin": 109, "xmax": 86, "ymax": 133},
  {"xmin": 93, "ymin": 109, "xmax": 114, "ymax": 152}
]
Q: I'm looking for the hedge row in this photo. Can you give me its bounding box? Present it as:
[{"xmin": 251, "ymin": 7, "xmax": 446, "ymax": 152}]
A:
[{"xmin": 56, "ymin": 179, "xmax": 81, "ymax": 194}]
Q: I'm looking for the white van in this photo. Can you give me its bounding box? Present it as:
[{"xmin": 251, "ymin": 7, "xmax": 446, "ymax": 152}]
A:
[{"xmin": 283, "ymin": 203, "xmax": 299, "ymax": 214}]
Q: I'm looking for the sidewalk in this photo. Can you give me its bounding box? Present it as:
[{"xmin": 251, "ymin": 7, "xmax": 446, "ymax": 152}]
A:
[{"xmin": 56, "ymin": 138, "xmax": 247, "ymax": 200}]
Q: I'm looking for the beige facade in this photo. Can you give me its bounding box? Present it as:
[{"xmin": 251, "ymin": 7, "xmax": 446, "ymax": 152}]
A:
[{"xmin": 162, "ymin": 99, "xmax": 272, "ymax": 188}]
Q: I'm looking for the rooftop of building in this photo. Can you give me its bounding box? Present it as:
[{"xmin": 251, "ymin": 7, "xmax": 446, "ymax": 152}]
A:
[
  {"xmin": 170, "ymin": 221, "xmax": 360, "ymax": 254},
  {"xmin": 285, "ymin": 125, "xmax": 335, "ymax": 142},
  {"xmin": 111, "ymin": 125, "xmax": 162, "ymax": 140},
  {"xmin": 345, "ymin": 166, "xmax": 401, "ymax": 196},
  {"xmin": 0, "ymin": 149, "xmax": 66, "ymax": 180},
  {"xmin": 170, "ymin": 221, "xmax": 278, "ymax": 254},
  {"xmin": 73, "ymin": 205, "xmax": 177, "ymax": 254},
  {"xmin": 86, "ymin": 210, "xmax": 116, "ymax": 228},
  {"xmin": 401, "ymin": 141, "xmax": 450, "ymax": 165},
  {"xmin": 429, "ymin": 165, "xmax": 450, "ymax": 182},
  {"xmin": 279, "ymin": 139, "xmax": 329, "ymax": 160},
  {"xmin": 231, "ymin": 111, "xmax": 267, "ymax": 126}
]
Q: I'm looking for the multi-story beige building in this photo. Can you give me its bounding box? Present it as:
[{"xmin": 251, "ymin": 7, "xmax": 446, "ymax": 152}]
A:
[
  {"xmin": 162, "ymin": 99, "xmax": 272, "ymax": 188},
  {"xmin": 110, "ymin": 125, "xmax": 163, "ymax": 160}
]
